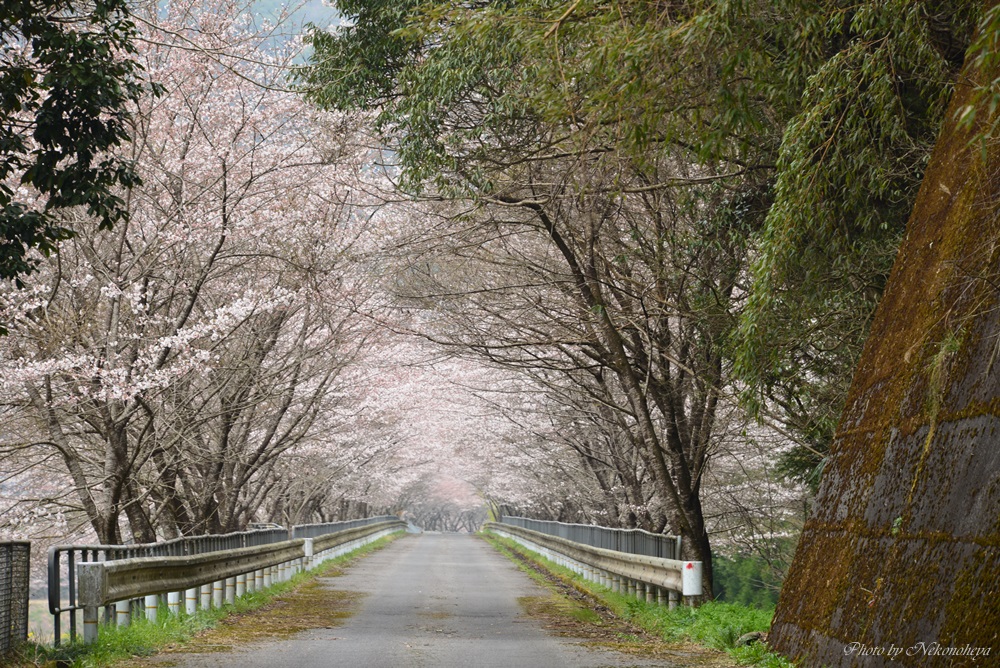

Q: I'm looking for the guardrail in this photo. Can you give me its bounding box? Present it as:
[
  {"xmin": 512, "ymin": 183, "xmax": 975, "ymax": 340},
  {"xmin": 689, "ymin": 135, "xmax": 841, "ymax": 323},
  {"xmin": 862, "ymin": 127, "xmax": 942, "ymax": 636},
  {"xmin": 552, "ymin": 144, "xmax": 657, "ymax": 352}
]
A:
[
  {"xmin": 50, "ymin": 519, "xmax": 405, "ymax": 645},
  {"xmin": 1, "ymin": 542, "xmax": 29, "ymax": 657},
  {"xmin": 48, "ymin": 527, "xmax": 291, "ymax": 645},
  {"xmin": 291, "ymin": 515, "xmax": 398, "ymax": 539},
  {"xmin": 498, "ymin": 516, "xmax": 682, "ymax": 560},
  {"xmin": 485, "ymin": 521, "xmax": 702, "ymax": 607}
]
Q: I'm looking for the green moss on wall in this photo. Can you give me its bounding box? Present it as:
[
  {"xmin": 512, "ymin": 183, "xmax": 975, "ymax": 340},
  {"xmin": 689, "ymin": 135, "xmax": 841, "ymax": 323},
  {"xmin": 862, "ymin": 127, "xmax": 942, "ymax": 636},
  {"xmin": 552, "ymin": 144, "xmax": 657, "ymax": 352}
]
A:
[{"xmin": 769, "ymin": 8, "xmax": 1000, "ymax": 665}]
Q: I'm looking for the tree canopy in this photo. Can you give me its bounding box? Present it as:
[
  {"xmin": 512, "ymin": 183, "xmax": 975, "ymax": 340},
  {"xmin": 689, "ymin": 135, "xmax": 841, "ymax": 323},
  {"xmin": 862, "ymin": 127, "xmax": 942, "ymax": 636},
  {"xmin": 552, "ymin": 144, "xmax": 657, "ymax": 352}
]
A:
[{"xmin": 299, "ymin": 0, "xmax": 979, "ymax": 487}]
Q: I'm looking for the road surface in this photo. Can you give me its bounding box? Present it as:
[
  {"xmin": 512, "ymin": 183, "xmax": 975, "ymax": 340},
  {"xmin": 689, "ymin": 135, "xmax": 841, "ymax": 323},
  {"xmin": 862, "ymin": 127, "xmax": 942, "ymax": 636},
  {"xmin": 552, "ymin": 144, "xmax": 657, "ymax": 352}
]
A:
[{"xmin": 145, "ymin": 533, "xmax": 706, "ymax": 667}]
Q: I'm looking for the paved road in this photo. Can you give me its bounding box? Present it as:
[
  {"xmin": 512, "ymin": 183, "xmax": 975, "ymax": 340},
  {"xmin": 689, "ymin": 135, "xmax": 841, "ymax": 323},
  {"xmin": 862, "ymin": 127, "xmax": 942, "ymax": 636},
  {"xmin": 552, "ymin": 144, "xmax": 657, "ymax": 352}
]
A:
[{"xmin": 150, "ymin": 533, "xmax": 693, "ymax": 668}]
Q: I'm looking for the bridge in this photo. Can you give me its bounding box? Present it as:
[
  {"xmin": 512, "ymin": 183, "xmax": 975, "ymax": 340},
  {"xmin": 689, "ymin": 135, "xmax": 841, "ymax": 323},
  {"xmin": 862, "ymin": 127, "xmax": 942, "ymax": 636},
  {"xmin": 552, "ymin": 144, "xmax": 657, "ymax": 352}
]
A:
[{"xmin": 15, "ymin": 518, "xmax": 703, "ymax": 666}]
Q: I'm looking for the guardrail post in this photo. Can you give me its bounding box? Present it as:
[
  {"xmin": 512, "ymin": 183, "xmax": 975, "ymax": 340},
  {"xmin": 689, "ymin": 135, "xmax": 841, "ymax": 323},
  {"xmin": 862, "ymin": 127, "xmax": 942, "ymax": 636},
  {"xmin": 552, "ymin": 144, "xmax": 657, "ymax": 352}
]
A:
[
  {"xmin": 303, "ymin": 538, "xmax": 314, "ymax": 570},
  {"xmin": 168, "ymin": 591, "xmax": 181, "ymax": 616},
  {"xmin": 115, "ymin": 600, "xmax": 130, "ymax": 627},
  {"xmin": 255, "ymin": 568, "xmax": 263, "ymax": 590},
  {"xmin": 237, "ymin": 573, "xmax": 247, "ymax": 596},
  {"xmin": 213, "ymin": 580, "xmax": 224, "ymax": 607},
  {"xmin": 83, "ymin": 605, "xmax": 99, "ymax": 643},
  {"xmin": 200, "ymin": 583, "xmax": 211, "ymax": 609},
  {"xmin": 185, "ymin": 587, "xmax": 198, "ymax": 615},
  {"xmin": 263, "ymin": 565, "xmax": 272, "ymax": 588},
  {"xmin": 144, "ymin": 595, "xmax": 158, "ymax": 623},
  {"xmin": 225, "ymin": 577, "xmax": 236, "ymax": 605},
  {"xmin": 78, "ymin": 563, "xmax": 106, "ymax": 644},
  {"xmin": 682, "ymin": 561, "xmax": 703, "ymax": 606}
]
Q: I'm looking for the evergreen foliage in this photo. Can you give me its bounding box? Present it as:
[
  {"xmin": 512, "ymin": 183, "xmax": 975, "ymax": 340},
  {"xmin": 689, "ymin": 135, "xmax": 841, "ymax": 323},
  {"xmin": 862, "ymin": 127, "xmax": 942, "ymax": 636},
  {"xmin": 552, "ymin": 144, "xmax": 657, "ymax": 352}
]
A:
[
  {"xmin": 734, "ymin": 1, "xmax": 978, "ymax": 482},
  {"xmin": 713, "ymin": 551, "xmax": 785, "ymax": 608},
  {"xmin": 0, "ymin": 0, "xmax": 146, "ymax": 291}
]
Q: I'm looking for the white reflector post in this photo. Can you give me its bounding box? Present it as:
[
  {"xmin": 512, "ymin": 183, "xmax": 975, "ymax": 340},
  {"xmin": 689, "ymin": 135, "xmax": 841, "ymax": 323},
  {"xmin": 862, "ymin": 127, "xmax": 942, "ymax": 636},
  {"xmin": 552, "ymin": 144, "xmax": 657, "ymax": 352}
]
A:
[{"xmin": 681, "ymin": 561, "xmax": 703, "ymax": 596}]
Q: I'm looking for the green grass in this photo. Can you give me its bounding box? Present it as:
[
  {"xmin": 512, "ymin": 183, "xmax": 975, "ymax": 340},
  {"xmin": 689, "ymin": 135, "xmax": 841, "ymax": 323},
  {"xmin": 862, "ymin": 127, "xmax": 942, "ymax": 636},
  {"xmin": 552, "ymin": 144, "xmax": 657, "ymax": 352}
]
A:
[
  {"xmin": 14, "ymin": 532, "xmax": 403, "ymax": 668},
  {"xmin": 483, "ymin": 531, "xmax": 796, "ymax": 668}
]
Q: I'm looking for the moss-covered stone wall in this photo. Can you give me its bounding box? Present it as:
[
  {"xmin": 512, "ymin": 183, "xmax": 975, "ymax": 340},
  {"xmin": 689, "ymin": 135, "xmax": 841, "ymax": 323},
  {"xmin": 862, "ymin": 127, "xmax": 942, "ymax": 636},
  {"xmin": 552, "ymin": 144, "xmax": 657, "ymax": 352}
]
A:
[{"xmin": 769, "ymin": 10, "xmax": 1000, "ymax": 666}]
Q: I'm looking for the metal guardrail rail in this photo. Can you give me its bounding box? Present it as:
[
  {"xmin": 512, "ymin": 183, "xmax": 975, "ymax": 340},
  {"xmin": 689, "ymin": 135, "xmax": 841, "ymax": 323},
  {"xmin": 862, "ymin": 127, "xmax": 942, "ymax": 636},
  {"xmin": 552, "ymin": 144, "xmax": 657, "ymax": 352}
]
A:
[
  {"xmin": 1, "ymin": 542, "xmax": 29, "ymax": 657},
  {"xmin": 498, "ymin": 516, "xmax": 682, "ymax": 560},
  {"xmin": 74, "ymin": 519, "xmax": 405, "ymax": 644},
  {"xmin": 486, "ymin": 521, "xmax": 702, "ymax": 607},
  {"xmin": 291, "ymin": 515, "xmax": 398, "ymax": 539},
  {"xmin": 48, "ymin": 527, "xmax": 289, "ymax": 645},
  {"xmin": 49, "ymin": 518, "xmax": 400, "ymax": 645}
]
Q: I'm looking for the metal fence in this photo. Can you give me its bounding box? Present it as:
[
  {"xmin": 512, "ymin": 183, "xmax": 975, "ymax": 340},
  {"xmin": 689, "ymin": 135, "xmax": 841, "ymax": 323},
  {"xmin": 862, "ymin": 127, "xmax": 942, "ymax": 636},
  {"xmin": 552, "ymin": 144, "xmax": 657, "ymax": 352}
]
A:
[
  {"xmin": 1, "ymin": 542, "xmax": 30, "ymax": 657},
  {"xmin": 291, "ymin": 516, "xmax": 398, "ymax": 539},
  {"xmin": 498, "ymin": 516, "xmax": 681, "ymax": 560}
]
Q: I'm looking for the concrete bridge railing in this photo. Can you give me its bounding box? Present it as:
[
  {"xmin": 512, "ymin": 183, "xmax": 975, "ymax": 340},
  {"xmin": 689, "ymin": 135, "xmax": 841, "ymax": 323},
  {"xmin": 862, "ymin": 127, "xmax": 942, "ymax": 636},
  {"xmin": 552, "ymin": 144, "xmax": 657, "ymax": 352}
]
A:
[
  {"xmin": 67, "ymin": 519, "xmax": 405, "ymax": 644},
  {"xmin": 485, "ymin": 520, "xmax": 702, "ymax": 607}
]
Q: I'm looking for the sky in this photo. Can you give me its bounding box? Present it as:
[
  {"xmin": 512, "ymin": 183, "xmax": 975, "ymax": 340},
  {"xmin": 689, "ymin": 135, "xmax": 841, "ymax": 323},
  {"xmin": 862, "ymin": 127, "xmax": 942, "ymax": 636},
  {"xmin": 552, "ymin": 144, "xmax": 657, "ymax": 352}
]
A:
[{"xmin": 253, "ymin": 0, "xmax": 341, "ymax": 29}]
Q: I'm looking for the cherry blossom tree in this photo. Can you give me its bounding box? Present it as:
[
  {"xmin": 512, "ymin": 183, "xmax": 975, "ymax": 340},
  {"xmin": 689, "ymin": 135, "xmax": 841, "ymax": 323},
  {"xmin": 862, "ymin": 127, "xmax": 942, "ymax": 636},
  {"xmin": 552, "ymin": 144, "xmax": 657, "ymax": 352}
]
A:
[
  {"xmin": 0, "ymin": 0, "xmax": 807, "ymax": 566},
  {"xmin": 0, "ymin": 0, "xmax": 383, "ymax": 542}
]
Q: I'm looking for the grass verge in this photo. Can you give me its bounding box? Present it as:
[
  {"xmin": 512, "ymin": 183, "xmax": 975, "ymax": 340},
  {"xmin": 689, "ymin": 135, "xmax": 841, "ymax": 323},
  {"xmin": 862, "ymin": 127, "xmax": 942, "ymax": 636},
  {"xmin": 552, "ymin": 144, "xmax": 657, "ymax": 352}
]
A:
[
  {"xmin": 14, "ymin": 531, "xmax": 404, "ymax": 668},
  {"xmin": 482, "ymin": 531, "xmax": 795, "ymax": 668}
]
